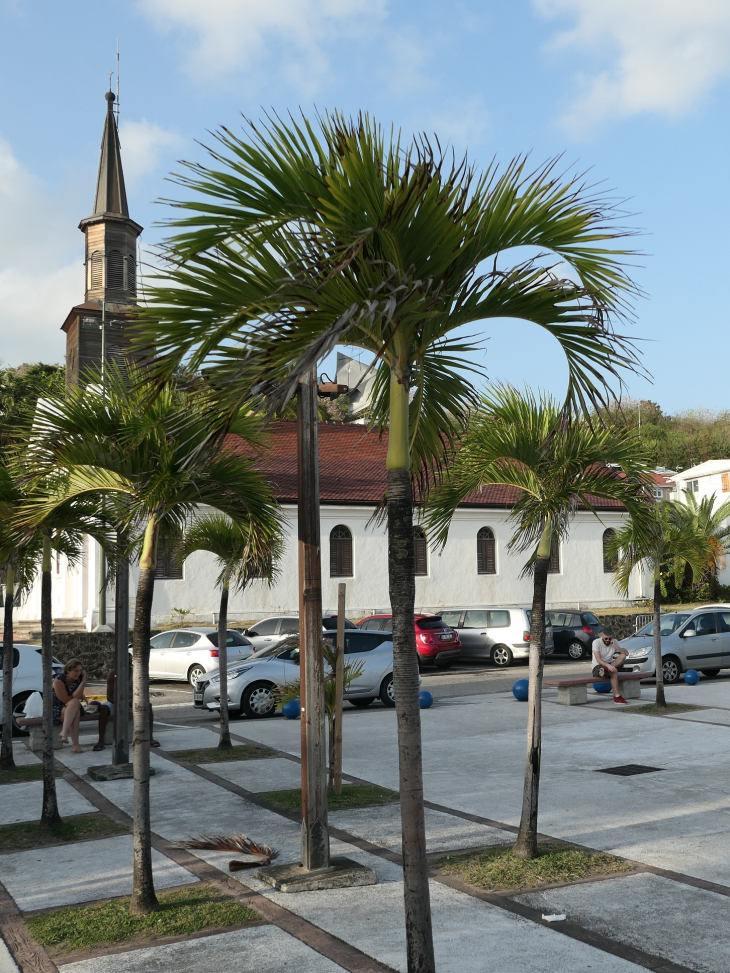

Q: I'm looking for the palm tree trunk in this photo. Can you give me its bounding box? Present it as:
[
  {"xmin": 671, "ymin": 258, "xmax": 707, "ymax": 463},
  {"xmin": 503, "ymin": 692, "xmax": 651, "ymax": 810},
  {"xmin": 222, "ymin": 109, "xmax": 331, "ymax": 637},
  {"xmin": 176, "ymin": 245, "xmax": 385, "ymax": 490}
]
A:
[
  {"xmin": 653, "ymin": 574, "xmax": 666, "ymax": 707},
  {"xmin": 130, "ymin": 517, "xmax": 159, "ymax": 916},
  {"xmin": 514, "ymin": 530, "xmax": 551, "ymax": 860},
  {"xmin": 217, "ymin": 578, "xmax": 231, "ymax": 749},
  {"xmin": 1, "ymin": 567, "xmax": 16, "ymax": 770},
  {"xmin": 386, "ymin": 370, "xmax": 435, "ymax": 973},
  {"xmin": 40, "ymin": 533, "xmax": 61, "ymax": 828}
]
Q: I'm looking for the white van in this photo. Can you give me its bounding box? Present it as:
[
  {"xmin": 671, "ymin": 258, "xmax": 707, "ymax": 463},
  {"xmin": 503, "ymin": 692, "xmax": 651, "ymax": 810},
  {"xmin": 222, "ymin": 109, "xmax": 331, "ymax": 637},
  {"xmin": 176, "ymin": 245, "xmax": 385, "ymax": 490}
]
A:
[{"xmin": 438, "ymin": 607, "xmax": 554, "ymax": 667}]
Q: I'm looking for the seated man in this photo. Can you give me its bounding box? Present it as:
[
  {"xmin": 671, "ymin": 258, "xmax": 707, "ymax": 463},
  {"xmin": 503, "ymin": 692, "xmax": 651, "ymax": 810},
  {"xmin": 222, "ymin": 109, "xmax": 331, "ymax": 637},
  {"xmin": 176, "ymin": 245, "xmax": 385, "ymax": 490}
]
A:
[
  {"xmin": 592, "ymin": 628, "xmax": 629, "ymax": 705},
  {"xmin": 106, "ymin": 659, "xmax": 159, "ymax": 747}
]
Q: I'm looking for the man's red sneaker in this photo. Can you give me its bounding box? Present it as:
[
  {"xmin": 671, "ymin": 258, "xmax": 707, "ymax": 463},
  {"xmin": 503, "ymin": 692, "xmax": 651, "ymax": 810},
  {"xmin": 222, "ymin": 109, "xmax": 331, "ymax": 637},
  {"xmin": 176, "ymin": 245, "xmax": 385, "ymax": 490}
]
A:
[{"xmin": 613, "ymin": 695, "xmax": 628, "ymax": 705}]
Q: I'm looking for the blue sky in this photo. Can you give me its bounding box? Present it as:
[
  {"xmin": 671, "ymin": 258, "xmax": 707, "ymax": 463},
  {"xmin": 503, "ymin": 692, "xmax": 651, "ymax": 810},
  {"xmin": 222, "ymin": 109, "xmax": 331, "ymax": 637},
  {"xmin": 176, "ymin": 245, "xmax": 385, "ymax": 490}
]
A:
[{"xmin": 1, "ymin": 0, "xmax": 729, "ymax": 414}]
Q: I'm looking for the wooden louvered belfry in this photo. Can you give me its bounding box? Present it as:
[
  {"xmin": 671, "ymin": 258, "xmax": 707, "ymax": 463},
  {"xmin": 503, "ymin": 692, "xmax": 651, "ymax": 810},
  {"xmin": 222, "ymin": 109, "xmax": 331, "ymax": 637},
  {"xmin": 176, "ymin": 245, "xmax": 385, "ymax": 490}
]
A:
[{"xmin": 62, "ymin": 91, "xmax": 145, "ymax": 387}]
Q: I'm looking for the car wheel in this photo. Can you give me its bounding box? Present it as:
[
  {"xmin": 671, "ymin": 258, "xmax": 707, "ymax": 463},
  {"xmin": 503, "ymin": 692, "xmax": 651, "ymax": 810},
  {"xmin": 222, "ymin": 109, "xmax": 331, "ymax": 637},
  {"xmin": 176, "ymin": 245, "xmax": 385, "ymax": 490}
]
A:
[
  {"xmin": 700, "ymin": 669, "xmax": 721, "ymax": 678},
  {"xmin": 491, "ymin": 645, "xmax": 513, "ymax": 667},
  {"xmin": 662, "ymin": 656, "xmax": 681, "ymax": 684},
  {"xmin": 380, "ymin": 674, "xmax": 396, "ymax": 708},
  {"xmin": 187, "ymin": 664, "xmax": 206, "ymax": 686},
  {"xmin": 567, "ymin": 641, "xmax": 586, "ymax": 660},
  {"xmin": 241, "ymin": 681, "xmax": 278, "ymax": 719},
  {"xmin": 12, "ymin": 692, "xmax": 33, "ymax": 736},
  {"xmin": 350, "ymin": 698, "xmax": 375, "ymax": 708}
]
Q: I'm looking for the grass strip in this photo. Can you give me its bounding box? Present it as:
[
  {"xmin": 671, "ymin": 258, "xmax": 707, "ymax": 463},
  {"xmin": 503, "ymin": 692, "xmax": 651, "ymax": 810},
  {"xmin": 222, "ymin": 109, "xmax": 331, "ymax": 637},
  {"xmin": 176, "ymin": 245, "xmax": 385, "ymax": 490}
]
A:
[
  {"xmin": 0, "ymin": 764, "xmax": 63, "ymax": 786},
  {"xmin": 27, "ymin": 885, "xmax": 260, "ymax": 956},
  {"xmin": 623, "ymin": 702, "xmax": 704, "ymax": 716},
  {"xmin": 263, "ymin": 783, "xmax": 399, "ymax": 811},
  {"xmin": 437, "ymin": 843, "xmax": 632, "ymax": 892},
  {"xmin": 173, "ymin": 744, "xmax": 277, "ymax": 764},
  {"xmin": 0, "ymin": 812, "xmax": 127, "ymax": 853}
]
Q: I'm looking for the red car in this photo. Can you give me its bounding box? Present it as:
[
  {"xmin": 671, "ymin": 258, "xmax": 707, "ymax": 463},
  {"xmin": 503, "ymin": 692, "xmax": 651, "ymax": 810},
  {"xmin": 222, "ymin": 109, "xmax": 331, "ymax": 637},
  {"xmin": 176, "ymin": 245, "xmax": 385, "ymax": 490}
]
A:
[{"xmin": 357, "ymin": 614, "xmax": 462, "ymax": 668}]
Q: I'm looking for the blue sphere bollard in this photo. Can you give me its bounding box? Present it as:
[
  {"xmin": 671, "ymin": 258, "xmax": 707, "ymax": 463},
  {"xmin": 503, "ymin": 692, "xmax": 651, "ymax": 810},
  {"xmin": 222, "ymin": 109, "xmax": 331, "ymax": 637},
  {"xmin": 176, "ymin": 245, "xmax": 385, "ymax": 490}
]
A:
[
  {"xmin": 282, "ymin": 699, "xmax": 301, "ymax": 720},
  {"xmin": 593, "ymin": 681, "xmax": 612, "ymax": 694},
  {"xmin": 419, "ymin": 690, "xmax": 434, "ymax": 709},
  {"xmin": 512, "ymin": 679, "xmax": 529, "ymax": 701},
  {"xmin": 684, "ymin": 669, "xmax": 700, "ymax": 685}
]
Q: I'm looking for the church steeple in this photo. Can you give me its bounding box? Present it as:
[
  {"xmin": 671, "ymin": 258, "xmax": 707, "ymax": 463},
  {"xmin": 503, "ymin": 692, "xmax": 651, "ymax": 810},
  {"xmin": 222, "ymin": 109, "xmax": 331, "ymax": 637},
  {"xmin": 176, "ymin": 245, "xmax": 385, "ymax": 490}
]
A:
[
  {"xmin": 79, "ymin": 91, "xmax": 142, "ymax": 306},
  {"xmin": 62, "ymin": 91, "xmax": 145, "ymax": 386}
]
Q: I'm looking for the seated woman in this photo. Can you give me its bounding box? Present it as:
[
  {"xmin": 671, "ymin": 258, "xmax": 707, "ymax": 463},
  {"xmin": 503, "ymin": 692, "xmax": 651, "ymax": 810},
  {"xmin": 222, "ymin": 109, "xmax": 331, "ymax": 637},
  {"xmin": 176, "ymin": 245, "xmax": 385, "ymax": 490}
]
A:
[{"xmin": 52, "ymin": 659, "xmax": 110, "ymax": 752}]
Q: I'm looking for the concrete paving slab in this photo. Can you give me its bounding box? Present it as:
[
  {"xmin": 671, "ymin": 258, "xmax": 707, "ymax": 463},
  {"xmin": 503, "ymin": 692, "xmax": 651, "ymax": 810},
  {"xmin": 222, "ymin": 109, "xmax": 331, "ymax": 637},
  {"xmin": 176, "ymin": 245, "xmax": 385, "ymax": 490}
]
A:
[
  {"xmin": 328, "ymin": 804, "xmax": 513, "ymax": 854},
  {"xmin": 8, "ymin": 743, "xmax": 42, "ymax": 767},
  {"xmin": 664, "ymin": 708, "xmax": 730, "ymax": 726},
  {"xmin": 154, "ymin": 727, "xmax": 229, "ymax": 751},
  {"xmin": 198, "ymin": 757, "xmax": 306, "ymax": 793},
  {"xmin": 57, "ymin": 925, "xmax": 346, "ymax": 973},
  {"xmin": 516, "ymin": 872, "xmax": 730, "ymax": 973},
  {"xmin": 0, "ymin": 936, "xmax": 19, "ymax": 973},
  {"xmin": 266, "ymin": 878, "xmax": 644, "ymax": 972},
  {"xmin": 0, "ymin": 779, "xmax": 95, "ymax": 826},
  {"xmin": 0, "ymin": 835, "xmax": 198, "ymax": 911}
]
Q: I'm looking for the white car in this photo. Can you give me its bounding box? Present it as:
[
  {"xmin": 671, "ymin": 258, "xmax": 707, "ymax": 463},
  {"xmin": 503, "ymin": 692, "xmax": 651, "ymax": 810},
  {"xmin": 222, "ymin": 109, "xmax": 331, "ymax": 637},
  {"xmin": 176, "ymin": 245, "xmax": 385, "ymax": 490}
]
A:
[
  {"xmin": 147, "ymin": 628, "xmax": 254, "ymax": 685},
  {"xmin": 194, "ymin": 630, "xmax": 410, "ymax": 718},
  {"xmin": 438, "ymin": 607, "xmax": 554, "ymax": 666},
  {"xmin": 0, "ymin": 643, "xmax": 64, "ymax": 735}
]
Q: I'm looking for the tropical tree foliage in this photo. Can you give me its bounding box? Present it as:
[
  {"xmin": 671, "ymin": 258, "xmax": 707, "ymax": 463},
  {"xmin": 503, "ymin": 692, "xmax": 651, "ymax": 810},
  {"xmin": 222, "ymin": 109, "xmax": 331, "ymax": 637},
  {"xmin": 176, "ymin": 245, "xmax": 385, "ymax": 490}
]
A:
[{"xmin": 426, "ymin": 386, "xmax": 652, "ymax": 859}]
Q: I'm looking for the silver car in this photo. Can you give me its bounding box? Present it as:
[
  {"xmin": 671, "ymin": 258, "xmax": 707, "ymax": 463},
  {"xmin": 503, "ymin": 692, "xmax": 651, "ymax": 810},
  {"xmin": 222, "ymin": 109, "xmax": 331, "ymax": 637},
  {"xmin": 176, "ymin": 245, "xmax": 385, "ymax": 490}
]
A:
[
  {"xmin": 194, "ymin": 630, "xmax": 402, "ymax": 718},
  {"xmin": 242, "ymin": 614, "xmax": 357, "ymax": 653},
  {"xmin": 148, "ymin": 628, "xmax": 254, "ymax": 685},
  {"xmin": 438, "ymin": 607, "xmax": 554, "ymax": 666},
  {"xmin": 621, "ymin": 604, "xmax": 730, "ymax": 684}
]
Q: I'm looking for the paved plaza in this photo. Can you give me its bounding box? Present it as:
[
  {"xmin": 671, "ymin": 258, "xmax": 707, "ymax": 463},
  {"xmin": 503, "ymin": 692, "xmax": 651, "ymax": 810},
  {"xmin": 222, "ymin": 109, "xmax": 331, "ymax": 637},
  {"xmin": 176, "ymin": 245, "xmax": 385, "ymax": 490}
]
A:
[{"xmin": 2, "ymin": 677, "xmax": 730, "ymax": 972}]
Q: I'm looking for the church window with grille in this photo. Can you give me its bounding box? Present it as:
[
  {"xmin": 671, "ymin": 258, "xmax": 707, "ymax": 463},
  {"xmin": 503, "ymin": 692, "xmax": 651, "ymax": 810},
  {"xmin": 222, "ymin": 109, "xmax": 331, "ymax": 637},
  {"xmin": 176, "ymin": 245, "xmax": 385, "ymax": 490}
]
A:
[
  {"xmin": 413, "ymin": 527, "xmax": 428, "ymax": 576},
  {"xmin": 330, "ymin": 525, "xmax": 353, "ymax": 577},
  {"xmin": 602, "ymin": 529, "xmax": 618, "ymax": 573},
  {"xmin": 477, "ymin": 527, "xmax": 496, "ymax": 575},
  {"xmin": 107, "ymin": 250, "xmax": 124, "ymax": 289},
  {"xmin": 124, "ymin": 254, "xmax": 136, "ymax": 294},
  {"xmin": 90, "ymin": 251, "xmax": 104, "ymax": 289},
  {"xmin": 548, "ymin": 535, "xmax": 560, "ymax": 574}
]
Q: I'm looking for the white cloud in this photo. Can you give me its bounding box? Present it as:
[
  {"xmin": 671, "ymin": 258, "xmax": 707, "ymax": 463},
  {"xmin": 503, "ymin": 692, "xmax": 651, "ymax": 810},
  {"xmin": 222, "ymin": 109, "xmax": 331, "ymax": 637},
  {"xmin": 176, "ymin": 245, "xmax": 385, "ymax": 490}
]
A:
[
  {"xmin": 119, "ymin": 119, "xmax": 183, "ymax": 188},
  {"xmin": 535, "ymin": 0, "xmax": 730, "ymax": 132},
  {"xmin": 0, "ymin": 136, "xmax": 82, "ymax": 366},
  {"xmin": 137, "ymin": 0, "xmax": 387, "ymax": 82}
]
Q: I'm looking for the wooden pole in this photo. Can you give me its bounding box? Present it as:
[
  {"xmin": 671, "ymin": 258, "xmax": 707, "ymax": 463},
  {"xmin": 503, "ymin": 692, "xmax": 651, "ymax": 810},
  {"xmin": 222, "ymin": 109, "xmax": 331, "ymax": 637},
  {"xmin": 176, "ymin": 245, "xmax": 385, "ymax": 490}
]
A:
[
  {"xmin": 297, "ymin": 370, "xmax": 329, "ymax": 870},
  {"xmin": 334, "ymin": 583, "xmax": 345, "ymax": 795},
  {"xmin": 113, "ymin": 543, "xmax": 130, "ymax": 765}
]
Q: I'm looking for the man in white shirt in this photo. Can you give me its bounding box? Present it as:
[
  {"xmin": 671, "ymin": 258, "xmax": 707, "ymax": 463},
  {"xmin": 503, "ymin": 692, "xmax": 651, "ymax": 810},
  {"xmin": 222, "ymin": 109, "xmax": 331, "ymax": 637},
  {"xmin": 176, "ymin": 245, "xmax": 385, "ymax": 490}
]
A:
[{"xmin": 592, "ymin": 628, "xmax": 629, "ymax": 704}]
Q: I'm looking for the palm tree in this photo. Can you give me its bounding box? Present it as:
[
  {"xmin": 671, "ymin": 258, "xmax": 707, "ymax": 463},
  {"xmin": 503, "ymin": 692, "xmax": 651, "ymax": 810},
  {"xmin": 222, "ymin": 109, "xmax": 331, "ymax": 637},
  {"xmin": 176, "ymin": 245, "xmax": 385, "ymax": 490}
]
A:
[
  {"xmin": 675, "ymin": 490, "xmax": 730, "ymax": 589},
  {"xmin": 18, "ymin": 366, "xmax": 281, "ymax": 913},
  {"xmin": 137, "ymin": 114, "xmax": 642, "ymax": 971},
  {"xmin": 180, "ymin": 513, "xmax": 283, "ymax": 748},
  {"xmin": 426, "ymin": 386, "xmax": 651, "ymax": 859},
  {"xmin": 607, "ymin": 502, "xmax": 711, "ymax": 707}
]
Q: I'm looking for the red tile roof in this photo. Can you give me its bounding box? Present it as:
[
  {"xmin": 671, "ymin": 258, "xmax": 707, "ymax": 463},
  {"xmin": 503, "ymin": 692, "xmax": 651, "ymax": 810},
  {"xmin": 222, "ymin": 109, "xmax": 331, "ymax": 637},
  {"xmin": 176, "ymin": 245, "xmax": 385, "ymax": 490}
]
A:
[{"xmin": 225, "ymin": 421, "xmax": 625, "ymax": 509}]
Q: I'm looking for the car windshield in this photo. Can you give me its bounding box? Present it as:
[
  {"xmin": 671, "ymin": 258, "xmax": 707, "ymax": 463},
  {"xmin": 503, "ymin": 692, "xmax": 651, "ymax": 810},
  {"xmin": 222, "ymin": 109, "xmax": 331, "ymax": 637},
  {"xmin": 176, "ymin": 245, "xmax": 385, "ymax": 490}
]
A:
[
  {"xmin": 252, "ymin": 637, "xmax": 299, "ymax": 660},
  {"xmin": 322, "ymin": 616, "xmax": 357, "ymax": 630},
  {"xmin": 636, "ymin": 614, "xmax": 690, "ymax": 637},
  {"xmin": 525, "ymin": 611, "xmax": 551, "ymax": 627}
]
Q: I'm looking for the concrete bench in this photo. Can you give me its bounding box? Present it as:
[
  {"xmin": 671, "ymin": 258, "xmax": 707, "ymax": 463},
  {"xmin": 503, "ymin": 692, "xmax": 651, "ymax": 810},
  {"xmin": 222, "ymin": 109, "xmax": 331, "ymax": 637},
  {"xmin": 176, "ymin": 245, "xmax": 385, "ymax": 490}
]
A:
[
  {"xmin": 17, "ymin": 707, "xmax": 113, "ymax": 752},
  {"xmin": 544, "ymin": 672, "xmax": 646, "ymax": 706}
]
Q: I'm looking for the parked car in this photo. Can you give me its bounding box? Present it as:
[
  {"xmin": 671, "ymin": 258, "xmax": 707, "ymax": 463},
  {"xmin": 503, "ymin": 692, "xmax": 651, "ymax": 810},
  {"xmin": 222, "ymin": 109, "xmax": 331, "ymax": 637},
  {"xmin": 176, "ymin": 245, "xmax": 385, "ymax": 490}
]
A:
[
  {"xmin": 437, "ymin": 607, "xmax": 554, "ymax": 667},
  {"xmin": 242, "ymin": 615, "xmax": 357, "ymax": 653},
  {"xmin": 0, "ymin": 643, "xmax": 64, "ymax": 735},
  {"xmin": 621, "ymin": 604, "xmax": 730, "ymax": 684},
  {"xmin": 147, "ymin": 628, "xmax": 254, "ymax": 684},
  {"xmin": 547, "ymin": 611, "xmax": 603, "ymax": 659},
  {"xmin": 356, "ymin": 614, "xmax": 462, "ymax": 667},
  {"xmin": 194, "ymin": 630, "xmax": 410, "ymax": 717}
]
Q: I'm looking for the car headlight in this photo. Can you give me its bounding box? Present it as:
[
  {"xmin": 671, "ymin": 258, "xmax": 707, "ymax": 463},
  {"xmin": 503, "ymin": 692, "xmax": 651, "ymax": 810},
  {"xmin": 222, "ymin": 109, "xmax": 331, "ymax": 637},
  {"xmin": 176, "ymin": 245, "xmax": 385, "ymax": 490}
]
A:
[
  {"xmin": 627, "ymin": 646, "xmax": 652, "ymax": 658},
  {"xmin": 227, "ymin": 665, "xmax": 253, "ymax": 681}
]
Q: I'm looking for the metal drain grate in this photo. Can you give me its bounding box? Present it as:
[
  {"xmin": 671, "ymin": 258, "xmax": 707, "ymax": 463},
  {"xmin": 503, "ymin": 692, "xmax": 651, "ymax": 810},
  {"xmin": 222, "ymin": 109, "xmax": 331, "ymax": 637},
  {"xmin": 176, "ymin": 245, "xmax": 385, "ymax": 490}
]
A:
[{"xmin": 596, "ymin": 764, "xmax": 663, "ymax": 777}]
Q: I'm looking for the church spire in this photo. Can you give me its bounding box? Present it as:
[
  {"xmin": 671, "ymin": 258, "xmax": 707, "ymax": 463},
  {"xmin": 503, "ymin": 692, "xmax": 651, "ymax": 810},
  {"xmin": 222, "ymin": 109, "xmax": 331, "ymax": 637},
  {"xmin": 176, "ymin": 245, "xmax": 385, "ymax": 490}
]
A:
[{"xmin": 93, "ymin": 91, "xmax": 129, "ymax": 218}]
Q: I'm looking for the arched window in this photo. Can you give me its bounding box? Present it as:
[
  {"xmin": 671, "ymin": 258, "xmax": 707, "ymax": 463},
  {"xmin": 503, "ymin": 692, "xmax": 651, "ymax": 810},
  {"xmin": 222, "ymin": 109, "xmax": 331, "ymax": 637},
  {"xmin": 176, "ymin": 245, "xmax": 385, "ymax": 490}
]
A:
[
  {"xmin": 477, "ymin": 527, "xmax": 496, "ymax": 574},
  {"xmin": 548, "ymin": 535, "xmax": 560, "ymax": 574},
  {"xmin": 90, "ymin": 250, "xmax": 104, "ymax": 289},
  {"xmin": 107, "ymin": 250, "xmax": 124, "ymax": 289},
  {"xmin": 413, "ymin": 526, "xmax": 428, "ymax": 576},
  {"xmin": 124, "ymin": 254, "xmax": 136, "ymax": 294},
  {"xmin": 330, "ymin": 525, "xmax": 353, "ymax": 577},
  {"xmin": 602, "ymin": 528, "xmax": 617, "ymax": 573}
]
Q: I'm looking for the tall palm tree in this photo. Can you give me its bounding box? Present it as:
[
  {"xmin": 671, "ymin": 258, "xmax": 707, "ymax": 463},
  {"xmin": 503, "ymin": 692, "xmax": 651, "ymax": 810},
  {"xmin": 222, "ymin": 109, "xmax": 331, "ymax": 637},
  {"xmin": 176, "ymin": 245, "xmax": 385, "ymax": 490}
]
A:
[
  {"xmin": 136, "ymin": 114, "xmax": 642, "ymax": 971},
  {"xmin": 675, "ymin": 490, "xmax": 730, "ymax": 586},
  {"xmin": 426, "ymin": 386, "xmax": 651, "ymax": 859},
  {"xmin": 18, "ymin": 366, "xmax": 281, "ymax": 913},
  {"xmin": 180, "ymin": 513, "xmax": 283, "ymax": 748},
  {"xmin": 607, "ymin": 503, "xmax": 711, "ymax": 707}
]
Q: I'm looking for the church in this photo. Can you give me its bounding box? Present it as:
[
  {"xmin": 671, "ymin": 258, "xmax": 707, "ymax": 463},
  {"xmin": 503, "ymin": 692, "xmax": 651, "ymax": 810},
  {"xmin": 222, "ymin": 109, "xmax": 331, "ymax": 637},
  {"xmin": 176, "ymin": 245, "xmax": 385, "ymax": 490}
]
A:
[{"xmin": 12, "ymin": 95, "xmax": 648, "ymax": 635}]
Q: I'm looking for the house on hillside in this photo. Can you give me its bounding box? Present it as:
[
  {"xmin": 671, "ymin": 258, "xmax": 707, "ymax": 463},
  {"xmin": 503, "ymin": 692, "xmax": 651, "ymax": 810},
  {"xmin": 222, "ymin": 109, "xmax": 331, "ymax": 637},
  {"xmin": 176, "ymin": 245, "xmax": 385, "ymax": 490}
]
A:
[{"xmin": 14, "ymin": 422, "xmax": 650, "ymax": 632}]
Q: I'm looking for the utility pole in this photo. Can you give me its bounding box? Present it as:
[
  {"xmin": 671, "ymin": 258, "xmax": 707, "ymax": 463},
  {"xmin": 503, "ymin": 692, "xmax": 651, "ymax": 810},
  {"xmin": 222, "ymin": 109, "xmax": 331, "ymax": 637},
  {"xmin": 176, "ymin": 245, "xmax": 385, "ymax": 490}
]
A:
[
  {"xmin": 97, "ymin": 301, "xmax": 108, "ymax": 629},
  {"xmin": 113, "ymin": 541, "xmax": 130, "ymax": 767}
]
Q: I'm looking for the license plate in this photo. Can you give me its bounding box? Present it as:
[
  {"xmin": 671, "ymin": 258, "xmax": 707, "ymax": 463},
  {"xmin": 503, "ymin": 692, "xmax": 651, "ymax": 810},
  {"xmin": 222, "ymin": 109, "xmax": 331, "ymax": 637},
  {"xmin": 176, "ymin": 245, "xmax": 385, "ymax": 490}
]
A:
[
  {"xmin": 440, "ymin": 633, "xmax": 452, "ymax": 640},
  {"xmin": 193, "ymin": 692, "xmax": 203, "ymax": 703}
]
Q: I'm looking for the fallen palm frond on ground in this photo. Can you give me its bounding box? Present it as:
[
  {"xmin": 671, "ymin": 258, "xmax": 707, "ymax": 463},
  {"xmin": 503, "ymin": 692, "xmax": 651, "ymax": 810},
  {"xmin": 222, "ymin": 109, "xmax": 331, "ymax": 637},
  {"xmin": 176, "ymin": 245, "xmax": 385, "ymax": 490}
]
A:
[{"xmin": 171, "ymin": 832, "xmax": 278, "ymax": 871}]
